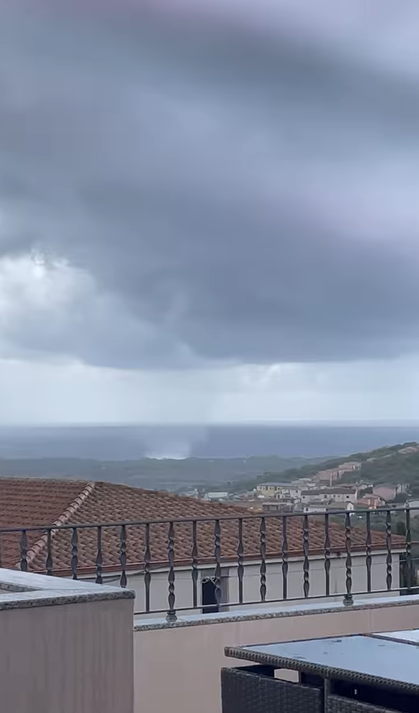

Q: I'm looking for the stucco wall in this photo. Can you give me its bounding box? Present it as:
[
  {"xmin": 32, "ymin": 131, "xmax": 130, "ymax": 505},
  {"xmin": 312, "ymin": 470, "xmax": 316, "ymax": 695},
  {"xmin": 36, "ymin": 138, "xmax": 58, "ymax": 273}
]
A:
[
  {"xmin": 133, "ymin": 596, "xmax": 419, "ymax": 713},
  {"xmin": 0, "ymin": 597, "xmax": 134, "ymax": 713},
  {"xmin": 126, "ymin": 551, "xmax": 399, "ymax": 616}
]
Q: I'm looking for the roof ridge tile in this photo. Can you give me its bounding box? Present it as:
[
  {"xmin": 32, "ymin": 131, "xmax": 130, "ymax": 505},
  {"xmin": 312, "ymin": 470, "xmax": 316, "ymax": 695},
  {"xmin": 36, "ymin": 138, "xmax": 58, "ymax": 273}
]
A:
[{"xmin": 22, "ymin": 481, "xmax": 96, "ymax": 568}]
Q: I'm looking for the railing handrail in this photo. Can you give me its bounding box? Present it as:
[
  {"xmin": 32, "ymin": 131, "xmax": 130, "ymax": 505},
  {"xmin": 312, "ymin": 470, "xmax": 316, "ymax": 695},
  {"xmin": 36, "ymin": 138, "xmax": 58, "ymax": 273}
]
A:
[{"xmin": 0, "ymin": 504, "xmax": 418, "ymax": 533}]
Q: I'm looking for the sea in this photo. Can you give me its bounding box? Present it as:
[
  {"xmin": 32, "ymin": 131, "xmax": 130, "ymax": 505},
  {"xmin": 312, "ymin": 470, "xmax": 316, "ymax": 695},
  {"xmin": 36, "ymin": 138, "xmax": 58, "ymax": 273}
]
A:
[{"xmin": 0, "ymin": 423, "xmax": 417, "ymax": 460}]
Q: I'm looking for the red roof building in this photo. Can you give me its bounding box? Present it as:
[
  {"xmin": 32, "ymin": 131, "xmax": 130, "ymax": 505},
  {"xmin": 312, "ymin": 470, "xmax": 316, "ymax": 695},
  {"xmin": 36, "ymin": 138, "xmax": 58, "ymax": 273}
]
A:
[{"xmin": 0, "ymin": 478, "xmax": 405, "ymax": 577}]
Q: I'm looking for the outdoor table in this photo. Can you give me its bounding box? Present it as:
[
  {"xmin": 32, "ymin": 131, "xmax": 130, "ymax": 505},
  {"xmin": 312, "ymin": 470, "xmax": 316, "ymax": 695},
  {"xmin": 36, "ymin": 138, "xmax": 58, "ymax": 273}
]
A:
[{"xmin": 222, "ymin": 630, "xmax": 419, "ymax": 713}]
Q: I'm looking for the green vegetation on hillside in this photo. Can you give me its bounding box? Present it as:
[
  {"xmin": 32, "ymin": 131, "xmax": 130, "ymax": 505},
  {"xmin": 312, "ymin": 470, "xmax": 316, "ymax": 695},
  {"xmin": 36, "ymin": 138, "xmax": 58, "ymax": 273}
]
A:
[
  {"xmin": 235, "ymin": 442, "xmax": 419, "ymax": 493},
  {"xmin": 0, "ymin": 454, "xmax": 327, "ymax": 492},
  {"xmin": 1, "ymin": 442, "xmax": 418, "ymax": 494},
  {"xmin": 343, "ymin": 450, "xmax": 419, "ymax": 494}
]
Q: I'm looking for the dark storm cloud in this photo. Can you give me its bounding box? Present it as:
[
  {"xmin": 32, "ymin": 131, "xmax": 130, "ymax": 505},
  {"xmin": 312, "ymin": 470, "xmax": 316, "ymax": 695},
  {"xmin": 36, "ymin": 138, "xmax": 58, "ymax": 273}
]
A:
[{"xmin": 1, "ymin": 0, "xmax": 419, "ymax": 367}]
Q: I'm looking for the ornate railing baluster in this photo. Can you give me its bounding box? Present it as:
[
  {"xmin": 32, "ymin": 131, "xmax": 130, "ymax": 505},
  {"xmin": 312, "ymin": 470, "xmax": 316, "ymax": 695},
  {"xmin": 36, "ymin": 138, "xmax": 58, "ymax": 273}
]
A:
[
  {"xmin": 324, "ymin": 514, "xmax": 331, "ymax": 597},
  {"xmin": 119, "ymin": 524, "xmax": 127, "ymax": 588},
  {"xmin": 259, "ymin": 517, "xmax": 267, "ymax": 602},
  {"xmin": 386, "ymin": 510, "xmax": 392, "ymax": 591},
  {"xmin": 191, "ymin": 520, "xmax": 199, "ymax": 609},
  {"xmin": 214, "ymin": 519, "xmax": 222, "ymax": 608},
  {"xmin": 46, "ymin": 528, "xmax": 53, "ymax": 576},
  {"xmin": 365, "ymin": 511, "xmax": 372, "ymax": 593},
  {"xmin": 302, "ymin": 515, "xmax": 310, "ymax": 598},
  {"xmin": 405, "ymin": 507, "xmax": 413, "ymax": 593},
  {"xmin": 344, "ymin": 512, "xmax": 353, "ymax": 605},
  {"xmin": 95, "ymin": 526, "xmax": 103, "ymax": 584},
  {"xmin": 282, "ymin": 516, "xmax": 288, "ymax": 600},
  {"xmin": 167, "ymin": 521, "xmax": 176, "ymax": 622},
  {"xmin": 20, "ymin": 529, "xmax": 28, "ymax": 572},
  {"xmin": 144, "ymin": 523, "xmax": 151, "ymax": 612},
  {"xmin": 71, "ymin": 527, "xmax": 78, "ymax": 580},
  {"xmin": 237, "ymin": 518, "xmax": 244, "ymax": 605}
]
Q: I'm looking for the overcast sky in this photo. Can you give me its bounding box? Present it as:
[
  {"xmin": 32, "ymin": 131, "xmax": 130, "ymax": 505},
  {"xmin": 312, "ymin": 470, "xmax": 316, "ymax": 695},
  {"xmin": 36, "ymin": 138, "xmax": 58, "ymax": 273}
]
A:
[{"xmin": 0, "ymin": 0, "xmax": 419, "ymax": 424}]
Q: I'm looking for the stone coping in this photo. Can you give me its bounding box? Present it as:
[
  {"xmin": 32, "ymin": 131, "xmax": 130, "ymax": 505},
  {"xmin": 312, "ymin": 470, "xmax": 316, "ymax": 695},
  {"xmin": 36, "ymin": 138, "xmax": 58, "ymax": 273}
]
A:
[
  {"xmin": 0, "ymin": 568, "xmax": 135, "ymax": 610},
  {"xmin": 134, "ymin": 594, "xmax": 419, "ymax": 631}
]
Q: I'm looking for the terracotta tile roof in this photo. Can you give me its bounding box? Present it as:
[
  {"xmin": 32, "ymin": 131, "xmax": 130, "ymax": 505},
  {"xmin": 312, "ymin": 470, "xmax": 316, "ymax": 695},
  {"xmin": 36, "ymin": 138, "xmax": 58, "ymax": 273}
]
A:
[{"xmin": 0, "ymin": 478, "xmax": 406, "ymax": 577}]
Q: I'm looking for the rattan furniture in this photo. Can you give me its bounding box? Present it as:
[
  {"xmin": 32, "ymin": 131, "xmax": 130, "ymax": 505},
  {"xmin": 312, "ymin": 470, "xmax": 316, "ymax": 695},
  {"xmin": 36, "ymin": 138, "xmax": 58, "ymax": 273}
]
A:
[{"xmin": 222, "ymin": 630, "xmax": 419, "ymax": 713}]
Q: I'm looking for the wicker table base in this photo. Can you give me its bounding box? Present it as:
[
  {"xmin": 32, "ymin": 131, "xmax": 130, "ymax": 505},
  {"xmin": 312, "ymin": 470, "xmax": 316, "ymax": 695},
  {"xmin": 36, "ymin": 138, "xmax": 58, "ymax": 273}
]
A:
[{"xmin": 221, "ymin": 666, "xmax": 323, "ymax": 713}]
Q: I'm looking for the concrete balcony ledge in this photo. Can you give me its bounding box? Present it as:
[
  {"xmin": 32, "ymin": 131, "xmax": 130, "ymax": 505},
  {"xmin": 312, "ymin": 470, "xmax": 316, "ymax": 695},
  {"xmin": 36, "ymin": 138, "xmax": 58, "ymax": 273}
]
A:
[
  {"xmin": 0, "ymin": 567, "xmax": 135, "ymax": 610},
  {"xmin": 0, "ymin": 569, "xmax": 134, "ymax": 713},
  {"xmin": 134, "ymin": 593, "xmax": 419, "ymax": 631}
]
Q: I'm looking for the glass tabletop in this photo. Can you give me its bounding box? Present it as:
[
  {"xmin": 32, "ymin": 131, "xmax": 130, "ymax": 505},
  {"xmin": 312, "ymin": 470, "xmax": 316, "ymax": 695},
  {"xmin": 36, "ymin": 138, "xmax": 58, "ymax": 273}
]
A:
[
  {"xmin": 230, "ymin": 635, "xmax": 419, "ymax": 687},
  {"xmin": 373, "ymin": 630, "xmax": 419, "ymax": 644}
]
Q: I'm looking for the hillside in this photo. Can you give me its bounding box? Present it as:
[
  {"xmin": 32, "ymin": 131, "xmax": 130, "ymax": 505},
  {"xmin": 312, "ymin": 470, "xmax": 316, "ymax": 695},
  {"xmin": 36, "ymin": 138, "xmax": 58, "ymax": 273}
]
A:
[
  {"xmin": 0, "ymin": 454, "xmax": 327, "ymax": 492},
  {"xmin": 235, "ymin": 442, "xmax": 419, "ymax": 493},
  {"xmin": 0, "ymin": 442, "xmax": 417, "ymax": 494},
  {"xmin": 342, "ymin": 446, "xmax": 419, "ymax": 494}
]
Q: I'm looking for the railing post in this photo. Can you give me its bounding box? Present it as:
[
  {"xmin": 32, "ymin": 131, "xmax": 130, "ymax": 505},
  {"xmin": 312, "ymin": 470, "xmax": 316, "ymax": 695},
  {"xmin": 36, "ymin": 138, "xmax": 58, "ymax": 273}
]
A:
[
  {"xmin": 343, "ymin": 512, "xmax": 353, "ymax": 606},
  {"xmin": 405, "ymin": 506, "xmax": 413, "ymax": 593},
  {"xmin": 46, "ymin": 528, "xmax": 53, "ymax": 575},
  {"xmin": 282, "ymin": 516, "xmax": 288, "ymax": 601},
  {"xmin": 144, "ymin": 523, "xmax": 152, "ymax": 613},
  {"xmin": 259, "ymin": 517, "xmax": 267, "ymax": 602},
  {"xmin": 302, "ymin": 515, "xmax": 310, "ymax": 598},
  {"xmin": 119, "ymin": 524, "xmax": 127, "ymax": 589},
  {"xmin": 20, "ymin": 529, "xmax": 28, "ymax": 572},
  {"xmin": 365, "ymin": 510, "xmax": 372, "ymax": 593},
  {"xmin": 324, "ymin": 514, "xmax": 330, "ymax": 597},
  {"xmin": 237, "ymin": 518, "xmax": 244, "ymax": 605},
  {"xmin": 385, "ymin": 510, "xmax": 392, "ymax": 591},
  {"xmin": 166, "ymin": 521, "xmax": 177, "ymax": 622},
  {"xmin": 71, "ymin": 527, "xmax": 78, "ymax": 580},
  {"xmin": 95, "ymin": 526, "xmax": 103, "ymax": 584},
  {"xmin": 214, "ymin": 519, "xmax": 222, "ymax": 609}
]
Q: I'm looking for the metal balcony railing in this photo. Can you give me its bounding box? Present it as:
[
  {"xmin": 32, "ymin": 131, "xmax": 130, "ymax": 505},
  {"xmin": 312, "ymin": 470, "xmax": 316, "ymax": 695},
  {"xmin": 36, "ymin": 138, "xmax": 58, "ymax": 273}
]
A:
[{"xmin": 0, "ymin": 506, "xmax": 418, "ymax": 621}]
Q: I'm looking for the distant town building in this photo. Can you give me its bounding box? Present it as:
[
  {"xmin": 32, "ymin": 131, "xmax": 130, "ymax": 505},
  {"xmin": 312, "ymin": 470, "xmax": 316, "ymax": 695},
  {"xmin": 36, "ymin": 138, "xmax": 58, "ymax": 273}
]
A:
[
  {"xmin": 183, "ymin": 489, "xmax": 200, "ymax": 499},
  {"xmin": 372, "ymin": 484, "xmax": 407, "ymax": 502},
  {"xmin": 339, "ymin": 462, "xmax": 362, "ymax": 471},
  {"xmin": 398, "ymin": 444, "xmax": 419, "ymax": 455},
  {"xmin": 256, "ymin": 482, "xmax": 301, "ymax": 500},
  {"xmin": 302, "ymin": 502, "xmax": 355, "ymax": 514},
  {"xmin": 300, "ymin": 487, "xmax": 358, "ymax": 505},
  {"xmin": 357, "ymin": 495, "xmax": 384, "ymax": 510},
  {"xmin": 226, "ymin": 499, "xmax": 264, "ymax": 512},
  {"xmin": 261, "ymin": 500, "xmax": 294, "ymax": 514},
  {"xmin": 295, "ymin": 477, "xmax": 317, "ymax": 488},
  {"xmin": 314, "ymin": 469, "xmax": 341, "ymax": 485},
  {"xmin": 314, "ymin": 462, "xmax": 361, "ymax": 486},
  {"xmin": 202, "ymin": 492, "xmax": 230, "ymax": 502}
]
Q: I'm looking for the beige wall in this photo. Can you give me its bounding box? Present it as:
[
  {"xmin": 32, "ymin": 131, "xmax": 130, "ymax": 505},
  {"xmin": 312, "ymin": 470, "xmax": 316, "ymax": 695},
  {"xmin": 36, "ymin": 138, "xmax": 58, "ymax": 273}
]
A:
[
  {"xmin": 0, "ymin": 597, "xmax": 134, "ymax": 713},
  {"xmin": 134, "ymin": 597, "xmax": 419, "ymax": 713},
  {"xmin": 128, "ymin": 551, "xmax": 399, "ymax": 616}
]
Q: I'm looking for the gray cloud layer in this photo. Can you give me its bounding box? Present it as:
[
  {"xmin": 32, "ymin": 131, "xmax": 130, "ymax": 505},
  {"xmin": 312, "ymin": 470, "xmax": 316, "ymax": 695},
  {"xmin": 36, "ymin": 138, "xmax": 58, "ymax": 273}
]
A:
[{"xmin": 1, "ymin": 0, "xmax": 419, "ymax": 368}]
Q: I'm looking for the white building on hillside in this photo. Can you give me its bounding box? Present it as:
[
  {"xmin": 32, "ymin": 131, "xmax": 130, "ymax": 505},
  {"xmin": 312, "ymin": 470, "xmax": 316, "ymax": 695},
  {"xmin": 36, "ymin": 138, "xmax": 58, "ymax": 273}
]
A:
[
  {"xmin": 302, "ymin": 502, "xmax": 355, "ymax": 514},
  {"xmin": 315, "ymin": 462, "xmax": 361, "ymax": 485},
  {"xmin": 339, "ymin": 462, "xmax": 362, "ymax": 472},
  {"xmin": 300, "ymin": 487, "xmax": 358, "ymax": 505},
  {"xmin": 203, "ymin": 492, "xmax": 229, "ymax": 501},
  {"xmin": 256, "ymin": 482, "xmax": 301, "ymax": 499}
]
